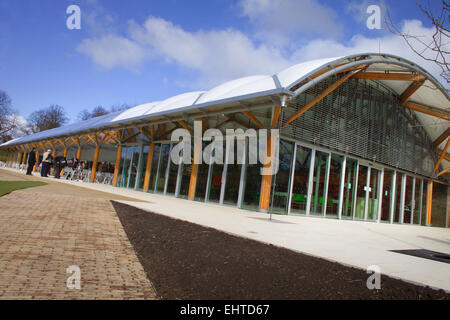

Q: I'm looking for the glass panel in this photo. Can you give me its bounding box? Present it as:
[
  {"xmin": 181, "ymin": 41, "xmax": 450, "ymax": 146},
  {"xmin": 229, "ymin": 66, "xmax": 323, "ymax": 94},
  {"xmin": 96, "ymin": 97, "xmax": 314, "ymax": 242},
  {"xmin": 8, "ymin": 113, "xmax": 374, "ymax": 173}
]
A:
[
  {"xmin": 355, "ymin": 164, "xmax": 368, "ymax": 220},
  {"xmin": 342, "ymin": 158, "xmax": 358, "ymax": 219},
  {"xmin": 269, "ymin": 140, "xmax": 294, "ymax": 214},
  {"xmin": 421, "ymin": 180, "xmax": 427, "ymax": 225},
  {"xmin": 242, "ymin": 140, "xmax": 262, "ymax": 211},
  {"xmin": 413, "ymin": 179, "xmax": 422, "ymax": 224},
  {"xmin": 393, "ymin": 173, "xmax": 402, "ymax": 223},
  {"xmin": 136, "ymin": 145, "xmax": 149, "ymax": 190},
  {"xmin": 310, "ymin": 151, "xmax": 329, "ymax": 216},
  {"xmin": 116, "ymin": 147, "xmax": 127, "ymax": 188},
  {"xmin": 367, "ymin": 168, "xmax": 380, "ymax": 221},
  {"xmin": 290, "ymin": 145, "xmax": 312, "ymax": 215},
  {"xmin": 326, "ymin": 154, "xmax": 344, "ymax": 219},
  {"xmin": 403, "ymin": 176, "xmax": 414, "ymax": 224},
  {"xmin": 380, "ymin": 169, "xmax": 394, "ymax": 222},
  {"xmin": 166, "ymin": 144, "xmax": 179, "ymax": 195},
  {"xmin": 179, "ymin": 142, "xmax": 194, "ymax": 199},
  {"xmin": 155, "ymin": 144, "xmax": 170, "ymax": 193},
  {"xmin": 127, "ymin": 146, "xmax": 140, "ymax": 189},
  {"xmin": 223, "ymin": 142, "xmax": 243, "ymax": 206},
  {"xmin": 148, "ymin": 144, "xmax": 161, "ymax": 192},
  {"xmin": 118, "ymin": 147, "xmax": 131, "ymax": 188},
  {"xmin": 208, "ymin": 162, "xmax": 224, "ymax": 203}
]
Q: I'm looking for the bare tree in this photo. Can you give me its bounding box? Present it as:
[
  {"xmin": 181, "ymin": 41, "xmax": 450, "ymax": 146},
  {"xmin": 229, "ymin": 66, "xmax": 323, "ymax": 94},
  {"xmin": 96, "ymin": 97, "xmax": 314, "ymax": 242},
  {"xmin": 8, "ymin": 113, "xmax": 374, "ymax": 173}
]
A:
[
  {"xmin": 28, "ymin": 105, "xmax": 69, "ymax": 133},
  {"xmin": 77, "ymin": 104, "xmax": 131, "ymax": 121},
  {"xmin": 91, "ymin": 105, "xmax": 109, "ymax": 118},
  {"xmin": 386, "ymin": 0, "xmax": 449, "ymax": 84},
  {"xmin": 0, "ymin": 90, "xmax": 17, "ymax": 143}
]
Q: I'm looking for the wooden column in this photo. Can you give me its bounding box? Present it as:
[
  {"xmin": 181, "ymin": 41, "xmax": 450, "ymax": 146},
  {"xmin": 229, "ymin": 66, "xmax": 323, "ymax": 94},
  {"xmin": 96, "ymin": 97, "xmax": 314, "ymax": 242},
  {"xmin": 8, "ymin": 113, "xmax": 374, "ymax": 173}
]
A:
[
  {"xmin": 90, "ymin": 145, "xmax": 100, "ymax": 182},
  {"xmin": 50, "ymin": 149, "xmax": 56, "ymax": 175},
  {"xmin": 21, "ymin": 151, "xmax": 27, "ymax": 165},
  {"xmin": 76, "ymin": 146, "xmax": 82, "ymax": 160},
  {"xmin": 188, "ymin": 140, "xmax": 202, "ymax": 200},
  {"xmin": 426, "ymin": 180, "xmax": 433, "ymax": 226},
  {"xmin": 142, "ymin": 143, "xmax": 154, "ymax": 191},
  {"xmin": 63, "ymin": 148, "xmax": 68, "ymax": 158},
  {"xmin": 112, "ymin": 145, "xmax": 123, "ymax": 186},
  {"xmin": 16, "ymin": 152, "xmax": 22, "ymax": 167},
  {"xmin": 6, "ymin": 151, "xmax": 12, "ymax": 167},
  {"xmin": 33, "ymin": 150, "xmax": 39, "ymax": 172},
  {"xmin": 259, "ymin": 135, "xmax": 274, "ymax": 212}
]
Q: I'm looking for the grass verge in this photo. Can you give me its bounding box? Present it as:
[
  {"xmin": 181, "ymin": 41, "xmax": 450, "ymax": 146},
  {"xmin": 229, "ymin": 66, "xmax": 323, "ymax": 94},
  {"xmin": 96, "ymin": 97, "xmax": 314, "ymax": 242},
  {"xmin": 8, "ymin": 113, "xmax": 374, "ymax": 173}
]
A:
[{"xmin": 0, "ymin": 181, "xmax": 47, "ymax": 197}]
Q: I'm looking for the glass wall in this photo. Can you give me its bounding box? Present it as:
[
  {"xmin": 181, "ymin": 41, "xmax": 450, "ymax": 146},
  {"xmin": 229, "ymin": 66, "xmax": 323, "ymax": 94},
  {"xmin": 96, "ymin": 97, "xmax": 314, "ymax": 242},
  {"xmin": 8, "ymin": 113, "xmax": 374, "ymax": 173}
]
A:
[
  {"xmin": 223, "ymin": 142, "xmax": 244, "ymax": 206},
  {"xmin": 208, "ymin": 162, "xmax": 223, "ymax": 203},
  {"xmin": 269, "ymin": 140, "xmax": 294, "ymax": 214},
  {"xmin": 166, "ymin": 144, "xmax": 179, "ymax": 196},
  {"xmin": 367, "ymin": 168, "xmax": 380, "ymax": 221},
  {"xmin": 380, "ymin": 169, "xmax": 394, "ymax": 222},
  {"xmin": 326, "ymin": 154, "xmax": 344, "ymax": 218},
  {"xmin": 310, "ymin": 150, "xmax": 330, "ymax": 216},
  {"xmin": 155, "ymin": 144, "xmax": 171, "ymax": 193},
  {"xmin": 136, "ymin": 145, "xmax": 148, "ymax": 190},
  {"xmin": 342, "ymin": 158, "xmax": 358, "ymax": 219},
  {"xmin": 290, "ymin": 145, "xmax": 312, "ymax": 215},
  {"xmin": 148, "ymin": 144, "xmax": 161, "ymax": 192},
  {"xmin": 241, "ymin": 139, "xmax": 262, "ymax": 211}
]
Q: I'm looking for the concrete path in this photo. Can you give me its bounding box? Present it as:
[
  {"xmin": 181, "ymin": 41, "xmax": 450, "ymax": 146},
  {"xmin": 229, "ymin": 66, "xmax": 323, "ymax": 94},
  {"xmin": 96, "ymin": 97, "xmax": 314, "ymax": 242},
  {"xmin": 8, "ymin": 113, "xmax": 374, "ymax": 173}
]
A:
[
  {"xmin": 0, "ymin": 170, "xmax": 156, "ymax": 299},
  {"xmin": 1, "ymin": 168, "xmax": 449, "ymax": 292}
]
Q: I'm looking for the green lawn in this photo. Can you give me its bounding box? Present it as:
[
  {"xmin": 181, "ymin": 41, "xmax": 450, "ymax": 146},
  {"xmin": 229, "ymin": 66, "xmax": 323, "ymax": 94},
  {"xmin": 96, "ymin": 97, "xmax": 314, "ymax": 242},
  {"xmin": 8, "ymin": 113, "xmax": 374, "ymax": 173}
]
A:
[{"xmin": 0, "ymin": 181, "xmax": 47, "ymax": 197}]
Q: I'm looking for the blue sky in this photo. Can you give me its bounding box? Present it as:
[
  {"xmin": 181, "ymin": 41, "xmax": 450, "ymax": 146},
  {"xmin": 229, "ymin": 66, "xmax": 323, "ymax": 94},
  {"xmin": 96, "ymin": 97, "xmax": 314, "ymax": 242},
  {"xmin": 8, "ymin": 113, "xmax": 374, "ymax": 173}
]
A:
[{"xmin": 0, "ymin": 0, "xmax": 443, "ymax": 123}]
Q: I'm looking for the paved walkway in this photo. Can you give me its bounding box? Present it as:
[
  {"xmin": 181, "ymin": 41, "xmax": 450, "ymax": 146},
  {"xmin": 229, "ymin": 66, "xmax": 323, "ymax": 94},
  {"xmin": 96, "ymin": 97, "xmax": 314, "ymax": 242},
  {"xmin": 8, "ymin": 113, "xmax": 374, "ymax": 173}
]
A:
[
  {"xmin": 0, "ymin": 171, "xmax": 156, "ymax": 299},
  {"xmin": 1, "ymin": 167, "xmax": 449, "ymax": 292}
]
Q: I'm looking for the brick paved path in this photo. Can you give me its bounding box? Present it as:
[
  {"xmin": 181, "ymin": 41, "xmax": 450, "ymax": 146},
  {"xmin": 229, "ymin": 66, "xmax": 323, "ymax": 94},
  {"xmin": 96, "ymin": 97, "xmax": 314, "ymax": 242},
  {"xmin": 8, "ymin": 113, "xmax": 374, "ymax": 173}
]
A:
[{"xmin": 0, "ymin": 189, "xmax": 157, "ymax": 299}]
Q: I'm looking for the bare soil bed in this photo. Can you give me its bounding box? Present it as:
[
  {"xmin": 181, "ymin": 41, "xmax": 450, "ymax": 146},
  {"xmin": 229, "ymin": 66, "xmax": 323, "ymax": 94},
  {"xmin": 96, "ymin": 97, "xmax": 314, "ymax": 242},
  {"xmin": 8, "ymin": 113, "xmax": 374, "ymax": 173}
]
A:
[{"xmin": 112, "ymin": 201, "xmax": 449, "ymax": 300}]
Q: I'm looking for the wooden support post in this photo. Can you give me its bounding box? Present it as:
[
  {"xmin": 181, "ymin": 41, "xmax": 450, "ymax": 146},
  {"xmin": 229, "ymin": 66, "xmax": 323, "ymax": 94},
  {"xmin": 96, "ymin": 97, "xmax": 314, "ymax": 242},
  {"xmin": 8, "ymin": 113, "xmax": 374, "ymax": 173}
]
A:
[
  {"xmin": 437, "ymin": 167, "xmax": 450, "ymax": 177},
  {"xmin": 90, "ymin": 145, "xmax": 100, "ymax": 183},
  {"xmin": 188, "ymin": 139, "xmax": 202, "ymax": 200},
  {"xmin": 6, "ymin": 151, "xmax": 12, "ymax": 167},
  {"xmin": 76, "ymin": 146, "xmax": 82, "ymax": 160},
  {"xmin": 434, "ymin": 138, "xmax": 450, "ymax": 173},
  {"xmin": 426, "ymin": 180, "xmax": 433, "ymax": 226},
  {"xmin": 21, "ymin": 152, "xmax": 27, "ymax": 165},
  {"xmin": 112, "ymin": 145, "xmax": 123, "ymax": 186},
  {"xmin": 142, "ymin": 143, "xmax": 154, "ymax": 191},
  {"xmin": 63, "ymin": 148, "xmax": 68, "ymax": 158},
  {"xmin": 33, "ymin": 150, "xmax": 39, "ymax": 172},
  {"xmin": 16, "ymin": 152, "xmax": 22, "ymax": 167},
  {"xmin": 259, "ymin": 134, "xmax": 273, "ymax": 212}
]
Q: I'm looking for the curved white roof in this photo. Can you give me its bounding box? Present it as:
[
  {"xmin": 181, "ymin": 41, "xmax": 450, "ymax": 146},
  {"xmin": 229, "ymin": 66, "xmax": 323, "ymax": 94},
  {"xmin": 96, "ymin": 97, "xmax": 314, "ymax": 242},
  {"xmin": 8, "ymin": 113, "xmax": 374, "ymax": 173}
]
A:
[{"xmin": 2, "ymin": 53, "xmax": 449, "ymax": 165}]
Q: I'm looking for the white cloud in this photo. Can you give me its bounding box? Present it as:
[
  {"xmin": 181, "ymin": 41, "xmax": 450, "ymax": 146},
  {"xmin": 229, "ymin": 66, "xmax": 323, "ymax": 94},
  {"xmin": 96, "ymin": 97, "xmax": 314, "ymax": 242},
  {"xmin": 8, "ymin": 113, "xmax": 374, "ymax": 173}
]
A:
[
  {"xmin": 77, "ymin": 34, "xmax": 145, "ymax": 71},
  {"xmin": 128, "ymin": 17, "xmax": 291, "ymax": 86},
  {"xmin": 238, "ymin": 0, "xmax": 344, "ymax": 45},
  {"xmin": 77, "ymin": 10, "xmax": 447, "ymax": 88}
]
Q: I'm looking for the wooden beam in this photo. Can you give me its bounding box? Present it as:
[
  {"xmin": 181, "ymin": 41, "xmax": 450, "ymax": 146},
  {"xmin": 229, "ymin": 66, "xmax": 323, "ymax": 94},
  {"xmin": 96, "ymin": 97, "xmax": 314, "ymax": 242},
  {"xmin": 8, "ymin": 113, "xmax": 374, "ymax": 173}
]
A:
[
  {"xmin": 177, "ymin": 120, "xmax": 193, "ymax": 134},
  {"xmin": 90, "ymin": 145, "xmax": 100, "ymax": 182},
  {"xmin": 437, "ymin": 167, "xmax": 450, "ymax": 177},
  {"xmin": 142, "ymin": 143, "xmax": 154, "ymax": 191},
  {"xmin": 150, "ymin": 125, "xmax": 155, "ymax": 139},
  {"xmin": 434, "ymin": 138, "xmax": 450, "ymax": 173},
  {"xmin": 112, "ymin": 145, "xmax": 123, "ymax": 186},
  {"xmin": 271, "ymin": 106, "xmax": 282, "ymax": 127},
  {"xmin": 126, "ymin": 128, "xmax": 136, "ymax": 143},
  {"xmin": 400, "ymin": 80, "xmax": 425, "ymax": 104},
  {"xmin": 137, "ymin": 127, "xmax": 151, "ymax": 140},
  {"xmin": 76, "ymin": 146, "xmax": 82, "ymax": 160},
  {"xmin": 352, "ymin": 72, "xmax": 424, "ymax": 81},
  {"xmin": 284, "ymin": 68, "xmax": 365, "ymax": 126},
  {"xmin": 188, "ymin": 137, "xmax": 202, "ymax": 200},
  {"xmin": 426, "ymin": 180, "xmax": 433, "ymax": 225},
  {"xmin": 403, "ymin": 102, "xmax": 450, "ymax": 121},
  {"xmin": 242, "ymin": 111, "xmax": 263, "ymax": 128},
  {"xmin": 433, "ymin": 127, "xmax": 450, "ymax": 148},
  {"xmin": 436, "ymin": 148, "xmax": 450, "ymax": 162},
  {"xmin": 33, "ymin": 150, "xmax": 39, "ymax": 172}
]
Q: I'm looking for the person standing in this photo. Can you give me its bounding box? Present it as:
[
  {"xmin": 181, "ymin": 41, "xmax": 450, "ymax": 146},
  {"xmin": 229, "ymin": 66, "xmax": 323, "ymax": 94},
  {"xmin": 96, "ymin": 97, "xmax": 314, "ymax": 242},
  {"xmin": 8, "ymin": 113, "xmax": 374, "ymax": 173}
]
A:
[
  {"xmin": 53, "ymin": 155, "xmax": 67, "ymax": 179},
  {"xmin": 26, "ymin": 148, "xmax": 36, "ymax": 175},
  {"xmin": 41, "ymin": 149, "xmax": 53, "ymax": 177}
]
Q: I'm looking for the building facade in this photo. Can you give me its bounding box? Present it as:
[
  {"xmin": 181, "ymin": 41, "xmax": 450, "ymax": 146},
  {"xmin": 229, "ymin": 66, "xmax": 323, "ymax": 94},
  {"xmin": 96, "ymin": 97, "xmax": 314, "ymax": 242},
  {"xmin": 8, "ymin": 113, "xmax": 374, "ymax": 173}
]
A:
[{"xmin": 2, "ymin": 53, "xmax": 449, "ymax": 227}]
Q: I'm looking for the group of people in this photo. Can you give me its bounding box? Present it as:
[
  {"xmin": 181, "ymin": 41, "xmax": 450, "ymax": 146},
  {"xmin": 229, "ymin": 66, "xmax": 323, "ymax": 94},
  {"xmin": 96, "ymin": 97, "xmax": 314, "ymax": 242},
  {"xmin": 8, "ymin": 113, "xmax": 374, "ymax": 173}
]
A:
[{"xmin": 25, "ymin": 148, "xmax": 80, "ymax": 179}]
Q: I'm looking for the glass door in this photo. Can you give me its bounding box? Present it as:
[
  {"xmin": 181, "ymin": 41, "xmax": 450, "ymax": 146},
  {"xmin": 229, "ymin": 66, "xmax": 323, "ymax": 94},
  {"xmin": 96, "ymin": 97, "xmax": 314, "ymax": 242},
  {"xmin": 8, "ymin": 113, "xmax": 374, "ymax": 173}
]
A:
[
  {"xmin": 354, "ymin": 162, "xmax": 382, "ymax": 221},
  {"xmin": 342, "ymin": 158, "xmax": 358, "ymax": 220},
  {"xmin": 289, "ymin": 145, "xmax": 313, "ymax": 215},
  {"xmin": 309, "ymin": 150, "xmax": 330, "ymax": 216}
]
